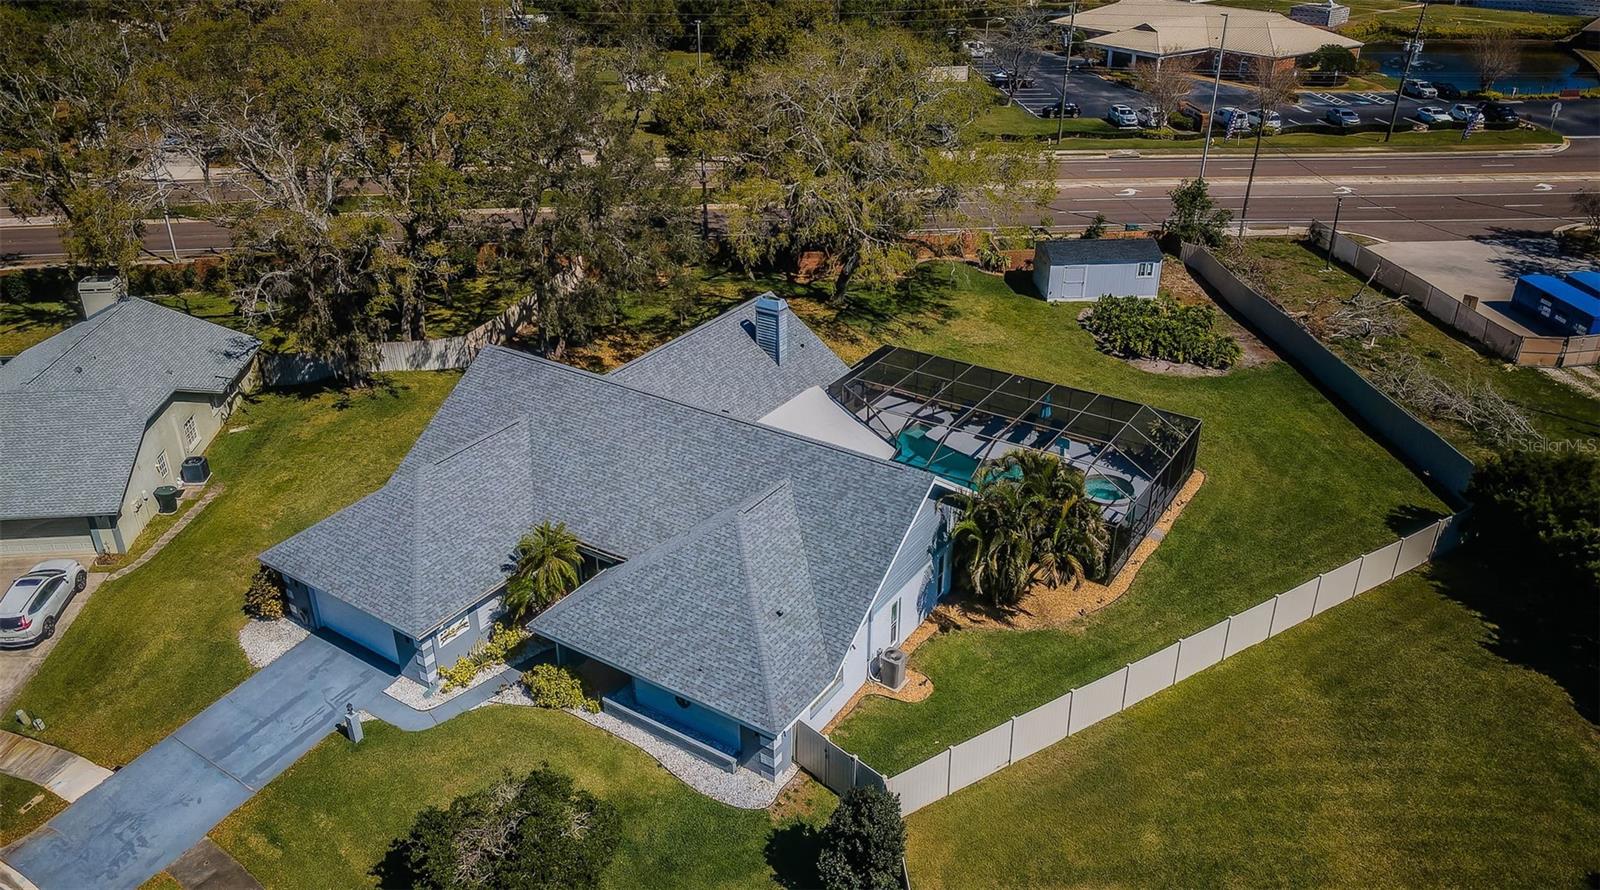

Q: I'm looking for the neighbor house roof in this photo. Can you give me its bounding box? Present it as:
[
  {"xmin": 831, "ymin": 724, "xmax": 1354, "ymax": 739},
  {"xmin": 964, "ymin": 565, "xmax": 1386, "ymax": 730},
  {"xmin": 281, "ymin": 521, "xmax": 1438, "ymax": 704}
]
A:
[
  {"xmin": 261, "ymin": 343, "xmax": 935, "ymax": 733},
  {"xmin": 608, "ymin": 295, "xmax": 849, "ymax": 420},
  {"xmin": 1037, "ymin": 238, "xmax": 1164, "ymax": 267},
  {"xmin": 1063, "ymin": 0, "xmax": 1362, "ymax": 59},
  {"xmin": 0, "ymin": 299, "xmax": 259, "ymax": 519}
]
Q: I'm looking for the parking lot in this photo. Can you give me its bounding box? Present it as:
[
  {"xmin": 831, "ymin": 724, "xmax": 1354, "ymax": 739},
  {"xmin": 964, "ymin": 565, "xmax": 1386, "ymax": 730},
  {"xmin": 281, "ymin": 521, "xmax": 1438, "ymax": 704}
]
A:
[{"xmin": 973, "ymin": 47, "xmax": 1595, "ymax": 133}]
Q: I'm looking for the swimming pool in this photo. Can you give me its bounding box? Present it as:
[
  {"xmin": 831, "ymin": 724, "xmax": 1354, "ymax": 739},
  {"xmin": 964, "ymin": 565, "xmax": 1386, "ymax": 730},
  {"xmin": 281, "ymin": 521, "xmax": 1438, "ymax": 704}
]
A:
[{"xmin": 1085, "ymin": 474, "xmax": 1136, "ymax": 504}]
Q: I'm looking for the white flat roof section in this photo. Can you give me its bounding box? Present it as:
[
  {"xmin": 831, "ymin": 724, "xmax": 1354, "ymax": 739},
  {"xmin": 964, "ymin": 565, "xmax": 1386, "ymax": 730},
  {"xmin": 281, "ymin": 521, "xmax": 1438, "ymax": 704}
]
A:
[{"xmin": 758, "ymin": 386, "xmax": 896, "ymax": 460}]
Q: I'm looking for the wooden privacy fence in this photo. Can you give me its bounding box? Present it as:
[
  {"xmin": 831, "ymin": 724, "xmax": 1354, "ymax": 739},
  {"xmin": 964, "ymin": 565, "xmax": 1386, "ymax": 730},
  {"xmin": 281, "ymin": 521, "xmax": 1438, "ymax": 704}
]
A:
[
  {"xmin": 1182, "ymin": 243, "xmax": 1476, "ymax": 500},
  {"xmin": 794, "ymin": 722, "xmax": 887, "ymax": 796},
  {"xmin": 1310, "ymin": 222, "xmax": 1600, "ymax": 368},
  {"xmin": 880, "ymin": 512, "xmax": 1468, "ymax": 816},
  {"xmin": 260, "ymin": 287, "xmax": 541, "ymax": 387}
]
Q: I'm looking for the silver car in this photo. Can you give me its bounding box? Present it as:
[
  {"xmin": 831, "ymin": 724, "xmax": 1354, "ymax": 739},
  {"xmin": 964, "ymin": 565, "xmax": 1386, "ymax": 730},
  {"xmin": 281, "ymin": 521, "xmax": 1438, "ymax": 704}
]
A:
[{"xmin": 0, "ymin": 559, "xmax": 87, "ymax": 648}]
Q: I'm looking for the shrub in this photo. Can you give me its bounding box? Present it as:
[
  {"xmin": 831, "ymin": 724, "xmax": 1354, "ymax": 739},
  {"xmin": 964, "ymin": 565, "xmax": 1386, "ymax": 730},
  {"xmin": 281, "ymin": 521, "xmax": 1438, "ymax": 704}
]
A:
[
  {"xmin": 816, "ymin": 786, "xmax": 906, "ymax": 890},
  {"xmin": 1081, "ymin": 294, "xmax": 1242, "ymax": 369},
  {"xmin": 388, "ymin": 766, "xmax": 620, "ymax": 890},
  {"xmin": 1467, "ymin": 449, "xmax": 1600, "ymax": 601},
  {"xmin": 522, "ymin": 664, "xmax": 599, "ymax": 712},
  {"xmin": 243, "ymin": 566, "xmax": 285, "ymax": 620},
  {"xmin": 438, "ymin": 622, "xmax": 531, "ymax": 691}
]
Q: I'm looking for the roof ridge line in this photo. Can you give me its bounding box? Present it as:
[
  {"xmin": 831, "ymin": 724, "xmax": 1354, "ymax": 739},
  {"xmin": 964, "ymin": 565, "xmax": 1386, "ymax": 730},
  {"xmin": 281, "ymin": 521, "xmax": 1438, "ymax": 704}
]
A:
[
  {"xmin": 427, "ymin": 417, "xmax": 527, "ymax": 468},
  {"xmin": 733, "ymin": 483, "xmax": 810, "ymax": 728},
  {"xmin": 475, "ymin": 345, "xmax": 931, "ymax": 477}
]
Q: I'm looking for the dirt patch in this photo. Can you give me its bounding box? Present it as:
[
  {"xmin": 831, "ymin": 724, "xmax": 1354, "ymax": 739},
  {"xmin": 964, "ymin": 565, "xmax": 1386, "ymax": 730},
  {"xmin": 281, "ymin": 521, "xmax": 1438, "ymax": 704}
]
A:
[
  {"xmin": 1163, "ymin": 262, "xmax": 1278, "ymax": 369},
  {"xmin": 1541, "ymin": 366, "xmax": 1600, "ymax": 401},
  {"xmin": 929, "ymin": 468, "xmax": 1205, "ymax": 632},
  {"xmin": 768, "ymin": 772, "xmax": 834, "ymax": 822}
]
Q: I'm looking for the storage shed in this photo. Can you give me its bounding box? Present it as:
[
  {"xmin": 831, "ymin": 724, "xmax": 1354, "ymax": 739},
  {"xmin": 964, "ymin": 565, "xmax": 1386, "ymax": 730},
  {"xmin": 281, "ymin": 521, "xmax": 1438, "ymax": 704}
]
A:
[
  {"xmin": 1511, "ymin": 273, "xmax": 1600, "ymax": 336},
  {"xmin": 1032, "ymin": 238, "xmax": 1163, "ymax": 302}
]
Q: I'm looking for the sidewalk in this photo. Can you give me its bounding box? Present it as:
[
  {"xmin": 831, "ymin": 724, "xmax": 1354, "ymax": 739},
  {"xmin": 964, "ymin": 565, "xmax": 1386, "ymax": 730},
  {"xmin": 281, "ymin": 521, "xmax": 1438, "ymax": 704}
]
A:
[{"xmin": 0, "ymin": 733, "xmax": 111, "ymax": 803}]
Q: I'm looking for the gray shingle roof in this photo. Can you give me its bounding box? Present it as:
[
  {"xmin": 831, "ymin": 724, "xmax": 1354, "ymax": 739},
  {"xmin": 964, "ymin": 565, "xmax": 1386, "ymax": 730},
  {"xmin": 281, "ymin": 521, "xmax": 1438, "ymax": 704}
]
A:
[
  {"xmin": 608, "ymin": 296, "xmax": 849, "ymax": 420},
  {"xmin": 0, "ymin": 299, "xmax": 259, "ymax": 519},
  {"xmin": 261, "ymin": 345, "xmax": 934, "ymax": 731},
  {"xmin": 1037, "ymin": 238, "xmax": 1163, "ymax": 267},
  {"xmin": 535, "ymin": 481, "xmax": 840, "ymax": 734}
]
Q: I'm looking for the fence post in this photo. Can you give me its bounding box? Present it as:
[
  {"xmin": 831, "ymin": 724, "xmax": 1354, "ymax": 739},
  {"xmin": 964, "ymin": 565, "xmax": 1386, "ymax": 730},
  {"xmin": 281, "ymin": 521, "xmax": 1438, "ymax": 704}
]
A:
[
  {"xmin": 1120, "ymin": 664, "xmax": 1134, "ymax": 709},
  {"xmin": 1007, "ymin": 716, "xmax": 1018, "ymax": 764},
  {"xmin": 1170, "ymin": 640, "xmax": 1182, "ymax": 686},
  {"xmin": 851, "ymin": 753, "xmax": 861, "ymax": 790},
  {"xmin": 945, "ymin": 746, "xmax": 955, "ymax": 797},
  {"xmin": 1220, "ymin": 616, "xmax": 1233, "ymax": 660}
]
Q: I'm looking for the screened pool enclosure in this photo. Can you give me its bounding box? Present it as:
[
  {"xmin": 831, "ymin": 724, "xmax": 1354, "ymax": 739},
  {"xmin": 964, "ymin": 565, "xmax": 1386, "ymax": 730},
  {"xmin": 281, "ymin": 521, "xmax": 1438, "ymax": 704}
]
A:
[{"xmin": 827, "ymin": 347, "xmax": 1202, "ymax": 580}]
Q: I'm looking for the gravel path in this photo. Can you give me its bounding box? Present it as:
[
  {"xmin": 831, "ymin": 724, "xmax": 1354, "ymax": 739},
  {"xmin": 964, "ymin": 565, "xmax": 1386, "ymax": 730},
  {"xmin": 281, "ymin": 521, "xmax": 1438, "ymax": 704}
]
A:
[
  {"xmin": 237, "ymin": 619, "xmax": 308, "ymax": 669},
  {"xmin": 486, "ymin": 686, "xmax": 793, "ymax": 809}
]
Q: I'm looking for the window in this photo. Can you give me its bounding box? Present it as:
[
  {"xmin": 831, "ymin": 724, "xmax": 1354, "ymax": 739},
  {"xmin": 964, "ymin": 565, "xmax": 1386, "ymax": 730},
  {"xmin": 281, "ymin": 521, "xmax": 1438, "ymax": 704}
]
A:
[
  {"xmin": 29, "ymin": 579, "xmax": 61, "ymax": 614},
  {"xmin": 183, "ymin": 415, "xmax": 199, "ymax": 450},
  {"xmin": 155, "ymin": 450, "xmax": 170, "ymax": 479},
  {"xmin": 889, "ymin": 600, "xmax": 901, "ymax": 645},
  {"xmin": 1136, "ymin": 262, "xmax": 1155, "ymax": 278},
  {"xmin": 439, "ymin": 614, "xmax": 471, "ymax": 646}
]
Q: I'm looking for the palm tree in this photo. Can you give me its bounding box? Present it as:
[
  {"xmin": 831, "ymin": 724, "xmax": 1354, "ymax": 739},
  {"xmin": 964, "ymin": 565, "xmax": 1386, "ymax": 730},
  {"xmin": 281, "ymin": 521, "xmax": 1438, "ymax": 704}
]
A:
[
  {"xmin": 951, "ymin": 451, "xmax": 1109, "ymax": 609},
  {"xmin": 506, "ymin": 521, "xmax": 583, "ymax": 621}
]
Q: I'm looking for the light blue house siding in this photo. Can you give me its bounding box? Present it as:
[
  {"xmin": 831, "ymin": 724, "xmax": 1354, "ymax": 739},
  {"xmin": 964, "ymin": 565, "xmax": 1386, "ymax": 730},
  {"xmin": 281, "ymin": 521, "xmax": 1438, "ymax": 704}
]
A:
[
  {"xmin": 1032, "ymin": 241, "xmax": 1163, "ymax": 301},
  {"xmin": 633, "ymin": 679, "xmax": 742, "ymax": 752}
]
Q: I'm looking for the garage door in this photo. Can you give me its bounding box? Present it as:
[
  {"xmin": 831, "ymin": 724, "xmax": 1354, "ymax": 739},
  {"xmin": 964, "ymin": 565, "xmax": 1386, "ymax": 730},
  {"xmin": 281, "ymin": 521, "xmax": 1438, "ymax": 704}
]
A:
[
  {"xmin": 0, "ymin": 518, "xmax": 96, "ymax": 557},
  {"xmin": 310, "ymin": 588, "xmax": 401, "ymax": 664}
]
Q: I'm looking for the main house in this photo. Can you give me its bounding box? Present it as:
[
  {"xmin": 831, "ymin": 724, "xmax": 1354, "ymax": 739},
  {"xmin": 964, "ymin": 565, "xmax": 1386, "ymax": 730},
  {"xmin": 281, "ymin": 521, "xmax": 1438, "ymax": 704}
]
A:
[
  {"xmin": 0, "ymin": 296, "xmax": 259, "ymax": 556},
  {"xmin": 263, "ymin": 295, "xmax": 1198, "ymax": 781}
]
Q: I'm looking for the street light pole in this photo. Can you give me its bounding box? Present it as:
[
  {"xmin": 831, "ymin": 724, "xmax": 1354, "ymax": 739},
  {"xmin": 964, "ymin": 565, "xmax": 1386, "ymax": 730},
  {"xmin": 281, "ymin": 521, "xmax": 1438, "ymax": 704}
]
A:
[
  {"xmin": 1324, "ymin": 195, "xmax": 1343, "ymax": 270},
  {"xmin": 694, "ymin": 19, "xmax": 703, "ymax": 68},
  {"xmin": 1198, "ymin": 12, "xmax": 1230, "ymax": 181},
  {"xmin": 1056, "ymin": 3, "xmax": 1078, "ymax": 144},
  {"xmin": 1384, "ymin": 3, "xmax": 1428, "ymax": 142}
]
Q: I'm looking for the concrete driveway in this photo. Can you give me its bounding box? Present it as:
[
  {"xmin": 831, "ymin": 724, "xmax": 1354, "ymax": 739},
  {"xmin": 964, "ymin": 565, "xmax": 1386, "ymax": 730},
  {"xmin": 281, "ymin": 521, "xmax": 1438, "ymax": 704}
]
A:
[
  {"xmin": 1, "ymin": 634, "xmax": 392, "ymax": 890},
  {"xmin": 0, "ymin": 555, "xmax": 102, "ymax": 709}
]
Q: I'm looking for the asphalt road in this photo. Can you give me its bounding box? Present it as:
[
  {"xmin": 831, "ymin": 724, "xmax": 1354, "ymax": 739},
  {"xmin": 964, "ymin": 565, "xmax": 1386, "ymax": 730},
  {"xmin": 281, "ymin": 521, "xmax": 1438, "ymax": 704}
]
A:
[{"xmin": 982, "ymin": 50, "xmax": 1600, "ymax": 137}]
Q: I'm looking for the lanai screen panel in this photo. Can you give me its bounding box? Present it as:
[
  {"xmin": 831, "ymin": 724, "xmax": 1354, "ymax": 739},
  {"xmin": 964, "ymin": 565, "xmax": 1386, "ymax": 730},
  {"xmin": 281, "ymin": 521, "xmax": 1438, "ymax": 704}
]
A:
[{"xmin": 829, "ymin": 346, "xmax": 1201, "ymax": 579}]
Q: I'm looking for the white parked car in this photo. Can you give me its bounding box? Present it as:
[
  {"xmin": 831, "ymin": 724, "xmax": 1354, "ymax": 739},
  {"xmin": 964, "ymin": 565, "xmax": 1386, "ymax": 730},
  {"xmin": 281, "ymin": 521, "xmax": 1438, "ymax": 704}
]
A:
[
  {"xmin": 1402, "ymin": 79, "xmax": 1438, "ymax": 99},
  {"xmin": 1135, "ymin": 106, "xmax": 1164, "ymax": 128},
  {"xmin": 1416, "ymin": 105, "xmax": 1450, "ymax": 123},
  {"xmin": 1106, "ymin": 104, "xmax": 1139, "ymax": 128},
  {"xmin": 1324, "ymin": 107, "xmax": 1361, "ymax": 127},
  {"xmin": 1449, "ymin": 103, "xmax": 1481, "ymax": 122},
  {"xmin": 0, "ymin": 559, "xmax": 87, "ymax": 648},
  {"xmin": 1247, "ymin": 109, "xmax": 1283, "ymax": 132},
  {"xmin": 964, "ymin": 40, "xmax": 991, "ymax": 59}
]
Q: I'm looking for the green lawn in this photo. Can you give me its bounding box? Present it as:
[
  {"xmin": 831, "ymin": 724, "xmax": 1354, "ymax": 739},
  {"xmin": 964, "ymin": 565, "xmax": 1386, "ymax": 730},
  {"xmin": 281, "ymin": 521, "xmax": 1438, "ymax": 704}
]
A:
[
  {"xmin": 826, "ymin": 261, "xmax": 1451, "ymax": 775},
  {"xmin": 902, "ymin": 561, "xmax": 1600, "ymax": 887},
  {"xmin": 212, "ymin": 707, "xmax": 830, "ymax": 890},
  {"xmin": 0, "ymin": 294, "xmax": 78, "ymax": 355},
  {"xmin": 1233, "ymin": 238, "xmax": 1600, "ymax": 460},
  {"xmin": 1213, "ymin": 0, "xmax": 1586, "ymax": 39},
  {"xmin": 0, "ymin": 774, "xmax": 65, "ymax": 847},
  {"xmin": 9, "ymin": 373, "xmax": 460, "ymax": 766}
]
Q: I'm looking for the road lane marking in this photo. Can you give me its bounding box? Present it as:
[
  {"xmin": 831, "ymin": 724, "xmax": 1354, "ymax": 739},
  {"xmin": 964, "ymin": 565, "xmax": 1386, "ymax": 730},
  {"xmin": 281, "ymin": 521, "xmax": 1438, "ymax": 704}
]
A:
[
  {"xmin": 1480, "ymin": 163, "xmax": 1515, "ymax": 167},
  {"xmin": 1350, "ymin": 165, "xmax": 1387, "ymax": 169}
]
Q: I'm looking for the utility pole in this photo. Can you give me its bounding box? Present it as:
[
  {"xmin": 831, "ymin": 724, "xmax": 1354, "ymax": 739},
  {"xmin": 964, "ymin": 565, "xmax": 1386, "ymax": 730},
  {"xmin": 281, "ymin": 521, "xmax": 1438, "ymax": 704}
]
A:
[
  {"xmin": 1324, "ymin": 195, "xmax": 1343, "ymax": 270},
  {"xmin": 1238, "ymin": 111, "xmax": 1266, "ymax": 237},
  {"xmin": 1198, "ymin": 12, "xmax": 1230, "ymax": 181},
  {"xmin": 1056, "ymin": 3, "xmax": 1078, "ymax": 145},
  {"xmin": 1385, "ymin": 3, "xmax": 1428, "ymax": 142},
  {"xmin": 694, "ymin": 19, "xmax": 703, "ymax": 68}
]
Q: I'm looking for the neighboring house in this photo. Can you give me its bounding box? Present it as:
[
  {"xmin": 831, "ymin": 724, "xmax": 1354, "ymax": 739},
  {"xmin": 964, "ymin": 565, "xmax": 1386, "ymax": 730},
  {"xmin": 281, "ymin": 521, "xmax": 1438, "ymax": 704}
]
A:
[
  {"xmin": 0, "ymin": 297, "xmax": 259, "ymax": 556},
  {"xmin": 263, "ymin": 293, "xmax": 1199, "ymax": 781},
  {"xmin": 1289, "ymin": 0, "xmax": 1350, "ymax": 28},
  {"xmin": 1060, "ymin": 0, "xmax": 1363, "ymax": 72},
  {"xmin": 1033, "ymin": 238, "xmax": 1164, "ymax": 301},
  {"xmin": 261, "ymin": 296, "xmax": 955, "ymax": 780}
]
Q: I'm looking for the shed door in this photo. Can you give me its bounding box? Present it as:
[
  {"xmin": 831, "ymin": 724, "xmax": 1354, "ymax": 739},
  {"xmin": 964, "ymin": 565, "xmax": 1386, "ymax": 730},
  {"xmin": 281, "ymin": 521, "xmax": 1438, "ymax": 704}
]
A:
[
  {"xmin": 1060, "ymin": 265, "xmax": 1087, "ymax": 300},
  {"xmin": 311, "ymin": 588, "xmax": 401, "ymax": 664}
]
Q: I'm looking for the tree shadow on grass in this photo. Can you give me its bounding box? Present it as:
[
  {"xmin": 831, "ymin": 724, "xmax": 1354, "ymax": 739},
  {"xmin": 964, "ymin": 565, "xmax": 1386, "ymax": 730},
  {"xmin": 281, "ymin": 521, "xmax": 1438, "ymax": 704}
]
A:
[
  {"xmin": 765, "ymin": 820, "xmax": 824, "ymax": 890},
  {"xmin": 369, "ymin": 837, "xmax": 418, "ymax": 890},
  {"xmin": 1385, "ymin": 503, "xmax": 1451, "ymax": 537},
  {"xmin": 1427, "ymin": 552, "xmax": 1598, "ymax": 724}
]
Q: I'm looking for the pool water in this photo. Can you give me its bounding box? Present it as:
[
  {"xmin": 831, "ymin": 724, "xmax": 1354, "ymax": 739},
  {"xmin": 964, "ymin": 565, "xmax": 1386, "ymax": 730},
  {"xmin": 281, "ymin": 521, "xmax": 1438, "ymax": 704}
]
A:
[{"xmin": 1085, "ymin": 474, "xmax": 1136, "ymax": 503}]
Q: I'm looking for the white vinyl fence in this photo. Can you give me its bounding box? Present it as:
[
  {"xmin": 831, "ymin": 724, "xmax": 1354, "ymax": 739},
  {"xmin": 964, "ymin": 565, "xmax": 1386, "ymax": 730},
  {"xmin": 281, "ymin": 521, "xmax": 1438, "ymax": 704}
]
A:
[
  {"xmin": 880, "ymin": 512, "xmax": 1468, "ymax": 815},
  {"xmin": 794, "ymin": 721, "xmax": 887, "ymax": 796}
]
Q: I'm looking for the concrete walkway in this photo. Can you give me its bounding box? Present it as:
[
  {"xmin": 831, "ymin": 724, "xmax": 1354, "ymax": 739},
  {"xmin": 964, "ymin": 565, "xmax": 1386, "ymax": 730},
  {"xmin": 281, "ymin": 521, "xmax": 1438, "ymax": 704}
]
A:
[
  {"xmin": 1, "ymin": 634, "xmax": 391, "ymax": 890},
  {"xmin": 167, "ymin": 839, "xmax": 262, "ymax": 890},
  {"xmin": 0, "ymin": 733, "xmax": 111, "ymax": 803},
  {"xmin": 365, "ymin": 663, "xmax": 523, "ymax": 730}
]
